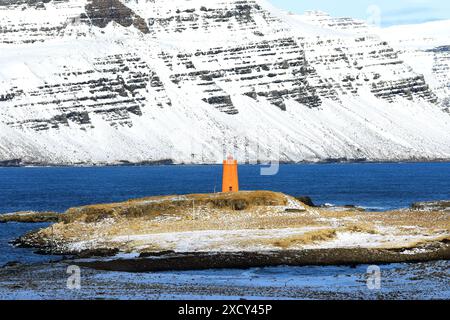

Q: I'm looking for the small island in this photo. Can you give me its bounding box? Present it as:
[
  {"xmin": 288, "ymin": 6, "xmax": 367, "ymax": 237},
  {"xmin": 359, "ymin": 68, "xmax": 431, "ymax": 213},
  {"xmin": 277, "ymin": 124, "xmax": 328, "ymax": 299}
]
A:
[{"xmin": 13, "ymin": 190, "xmax": 450, "ymax": 272}]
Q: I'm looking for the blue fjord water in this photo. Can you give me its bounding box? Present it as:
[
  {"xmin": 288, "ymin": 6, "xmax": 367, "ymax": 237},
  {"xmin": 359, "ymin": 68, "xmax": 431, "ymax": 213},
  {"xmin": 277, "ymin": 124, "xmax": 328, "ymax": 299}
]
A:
[{"xmin": 0, "ymin": 162, "xmax": 449, "ymax": 265}]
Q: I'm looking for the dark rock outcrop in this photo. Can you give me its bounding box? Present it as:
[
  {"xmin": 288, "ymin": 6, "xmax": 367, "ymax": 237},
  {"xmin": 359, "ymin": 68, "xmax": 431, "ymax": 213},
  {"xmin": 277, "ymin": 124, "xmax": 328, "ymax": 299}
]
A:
[
  {"xmin": 0, "ymin": 159, "xmax": 22, "ymax": 167},
  {"xmin": 411, "ymin": 200, "xmax": 450, "ymax": 212},
  {"xmin": 84, "ymin": 0, "xmax": 150, "ymax": 34},
  {"xmin": 80, "ymin": 241, "xmax": 450, "ymax": 272},
  {"xmin": 0, "ymin": 211, "xmax": 61, "ymax": 223},
  {"xmin": 295, "ymin": 196, "xmax": 316, "ymax": 207},
  {"xmin": 6, "ymin": 53, "xmax": 171, "ymax": 131}
]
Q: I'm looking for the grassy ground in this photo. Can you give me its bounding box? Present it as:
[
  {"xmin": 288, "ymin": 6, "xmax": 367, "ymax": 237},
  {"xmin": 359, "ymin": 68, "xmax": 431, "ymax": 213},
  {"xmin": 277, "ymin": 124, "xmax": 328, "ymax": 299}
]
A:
[
  {"xmin": 15, "ymin": 191, "xmax": 450, "ymax": 258},
  {"xmin": 0, "ymin": 211, "xmax": 60, "ymax": 223}
]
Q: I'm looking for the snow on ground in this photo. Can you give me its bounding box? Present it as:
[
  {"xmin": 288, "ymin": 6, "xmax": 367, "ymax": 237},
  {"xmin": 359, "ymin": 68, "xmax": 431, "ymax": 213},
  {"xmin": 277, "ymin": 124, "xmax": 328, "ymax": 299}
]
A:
[
  {"xmin": 377, "ymin": 20, "xmax": 450, "ymax": 103},
  {"xmin": 1, "ymin": 260, "xmax": 449, "ymax": 299},
  {"xmin": 304, "ymin": 231, "xmax": 445, "ymax": 250},
  {"xmin": 65, "ymin": 226, "xmax": 447, "ymax": 253}
]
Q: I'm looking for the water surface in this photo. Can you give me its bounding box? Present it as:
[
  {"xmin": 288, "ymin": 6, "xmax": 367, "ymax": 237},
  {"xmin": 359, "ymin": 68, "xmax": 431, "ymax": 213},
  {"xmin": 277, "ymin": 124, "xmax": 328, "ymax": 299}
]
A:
[
  {"xmin": 1, "ymin": 162, "xmax": 449, "ymax": 265},
  {"xmin": 1, "ymin": 162, "xmax": 449, "ymax": 213}
]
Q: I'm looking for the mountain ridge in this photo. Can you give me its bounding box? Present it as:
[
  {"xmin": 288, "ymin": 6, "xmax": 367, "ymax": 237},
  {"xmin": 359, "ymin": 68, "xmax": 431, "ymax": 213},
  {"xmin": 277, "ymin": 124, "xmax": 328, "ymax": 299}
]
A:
[{"xmin": 0, "ymin": 0, "xmax": 449, "ymax": 165}]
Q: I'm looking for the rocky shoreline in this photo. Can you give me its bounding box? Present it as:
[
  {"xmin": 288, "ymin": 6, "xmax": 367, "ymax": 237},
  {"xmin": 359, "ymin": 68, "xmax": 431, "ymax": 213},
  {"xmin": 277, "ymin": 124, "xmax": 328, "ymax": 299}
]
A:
[
  {"xmin": 78, "ymin": 242, "xmax": 450, "ymax": 272},
  {"xmin": 1, "ymin": 260, "xmax": 448, "ymax": 299},
  {"xmin": 0, "ymin": 211, "xmax": 60, "ymax": 224},
  {"xmin": 2, "ymin": 158, "xmax": 450, "ymax": 168},
  {"xmin": 0, "ymin": 158, "xmax": 176, "ymax": 168},
  {"xmin": 411, "ymin": 200, "xmax": 450, "ymax": 212}
]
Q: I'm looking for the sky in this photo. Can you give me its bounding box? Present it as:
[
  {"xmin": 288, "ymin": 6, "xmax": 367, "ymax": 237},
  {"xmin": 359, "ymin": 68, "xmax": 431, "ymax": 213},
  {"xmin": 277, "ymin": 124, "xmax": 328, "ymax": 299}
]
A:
[{"xmin": 269, "ymin": 0, "xmax": 450, "ymax": 27}]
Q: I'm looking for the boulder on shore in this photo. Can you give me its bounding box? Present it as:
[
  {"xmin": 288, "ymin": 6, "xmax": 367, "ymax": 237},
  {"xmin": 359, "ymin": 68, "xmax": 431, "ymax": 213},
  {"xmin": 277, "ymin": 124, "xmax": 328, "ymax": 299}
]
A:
[
  {"xmin": 411, "ymin": 200, "xmax": 450, "ymax": 212},
  {"xmin": 0, "ymin": 211, "xmax": 60, "ymax": 223}
]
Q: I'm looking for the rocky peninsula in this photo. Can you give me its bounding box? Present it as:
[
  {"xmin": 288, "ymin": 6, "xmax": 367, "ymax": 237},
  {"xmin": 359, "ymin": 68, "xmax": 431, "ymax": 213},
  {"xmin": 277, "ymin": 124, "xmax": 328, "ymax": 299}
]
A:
[
  {"xmin": 10, "ymin": 191, "xmax": 450, "ymax": 271},
  {"xmin": 7, "ymin": 191, "xmax": 448, "ymax": 271}
]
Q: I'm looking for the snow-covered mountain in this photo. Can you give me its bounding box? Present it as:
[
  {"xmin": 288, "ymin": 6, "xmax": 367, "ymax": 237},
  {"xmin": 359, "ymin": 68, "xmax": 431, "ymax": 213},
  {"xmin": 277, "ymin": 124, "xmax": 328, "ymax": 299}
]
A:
[
  {"xmin": 378, "ymin": 20, "xmax": 450, "ymax": 112},
  {"xmin": 0, "ymin": 0, "xmax": 449, "ymax": 165}
]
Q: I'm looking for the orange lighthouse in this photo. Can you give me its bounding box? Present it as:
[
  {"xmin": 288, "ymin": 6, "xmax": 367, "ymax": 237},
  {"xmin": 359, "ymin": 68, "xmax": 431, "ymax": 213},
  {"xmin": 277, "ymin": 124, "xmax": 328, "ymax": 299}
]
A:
[{"xmin": 222, "ymin": 155, "xmax": 239, "ymax": 193}]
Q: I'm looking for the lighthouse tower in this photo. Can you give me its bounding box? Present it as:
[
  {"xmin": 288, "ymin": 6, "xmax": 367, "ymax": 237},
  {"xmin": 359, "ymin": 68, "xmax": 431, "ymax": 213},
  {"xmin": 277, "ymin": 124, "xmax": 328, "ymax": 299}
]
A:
[{"xmin": 222, "ymin": 155, "xmax": 239, "ymax": 193}]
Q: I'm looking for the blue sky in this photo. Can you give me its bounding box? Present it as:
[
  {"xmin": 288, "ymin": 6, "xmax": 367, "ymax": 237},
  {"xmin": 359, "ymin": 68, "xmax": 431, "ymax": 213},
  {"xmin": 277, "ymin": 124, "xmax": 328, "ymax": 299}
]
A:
[{"xmin": 269, "ymin": 0, "xmax": 450, "ymax": 26}]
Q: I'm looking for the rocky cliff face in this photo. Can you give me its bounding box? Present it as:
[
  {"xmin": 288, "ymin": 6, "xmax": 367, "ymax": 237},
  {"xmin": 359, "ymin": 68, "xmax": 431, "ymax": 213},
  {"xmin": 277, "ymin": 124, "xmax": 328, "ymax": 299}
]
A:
[
  {"xmin": 84, "ymin": 0, "xmax": 149, "ymax": 34},
  {"xmin": 294, "ymin": 12, "xmax": 438, "ymax": 105},
  {"xmin": 0, "ymin": 0, "xmax": 449, "ymax": 164},
  {"xmin": 378, "ymin": 20, "xmax": 450, "ymax": 112}
]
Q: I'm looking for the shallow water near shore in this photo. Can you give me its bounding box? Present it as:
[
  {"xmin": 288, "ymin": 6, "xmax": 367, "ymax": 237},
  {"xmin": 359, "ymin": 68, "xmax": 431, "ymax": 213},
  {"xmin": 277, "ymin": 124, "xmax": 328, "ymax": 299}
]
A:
[{"xmin": 0, "ymin": 223, "xmax": 61, "ymax": 266}]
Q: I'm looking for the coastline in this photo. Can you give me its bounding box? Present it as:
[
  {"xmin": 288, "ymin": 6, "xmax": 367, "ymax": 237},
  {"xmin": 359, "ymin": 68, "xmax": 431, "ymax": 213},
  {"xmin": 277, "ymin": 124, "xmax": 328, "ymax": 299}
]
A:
[
  {"xmin": 78, "ymin": 243, "xmax": 450, "ymax": 272},
  {"xmin": 1, "ymin": 260, "xmax": 448, "ymax": 300},
  {"xmin": 2, "ymin": 158, "xmax": 450, "ymax": 168},
  {"xmin": 10, "ymin": 191, "xmax": 449, "ymax": 270},
  {"xmin": 0, "ymin": 188, "xmax": 448, "ymax": 300}
]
